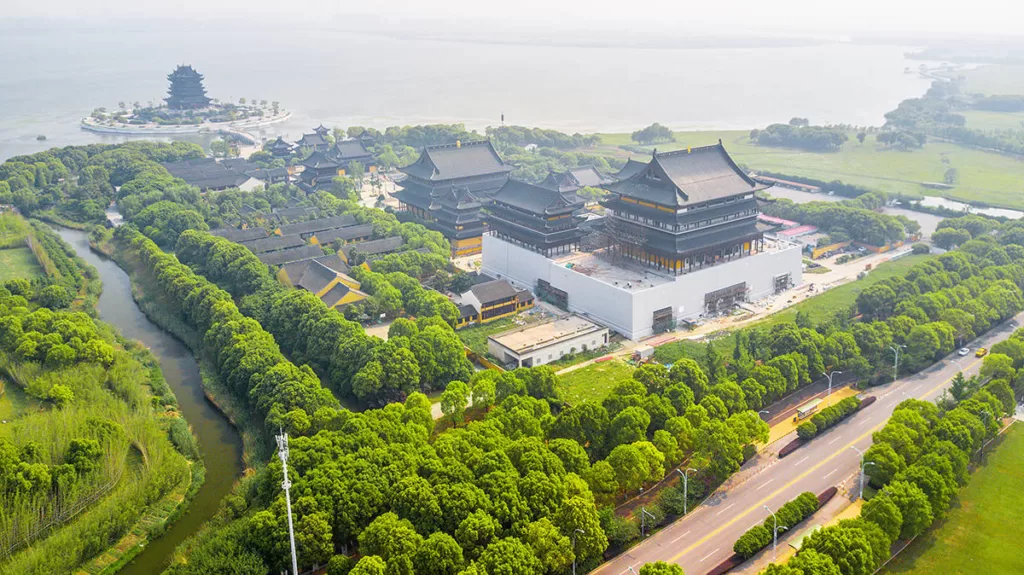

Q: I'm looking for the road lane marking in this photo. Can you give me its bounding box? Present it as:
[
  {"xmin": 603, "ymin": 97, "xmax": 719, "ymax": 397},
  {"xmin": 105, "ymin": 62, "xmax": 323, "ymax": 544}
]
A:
[
  {"xmin": 756, "ymin": 479, "xmax": 774, "ymax": 490},
  {"xmin": 824, "ymin": 468, "xmax": 837, "ymax": 479},
  {"xmin": 699, "ymin": 548, "xmax": 720, "ymax": 563},
  {"xmin": 828, "ymin": 436, "xmax": 841, "ymax": 445},
  {"xmin": 669, "ymin": 530, "xmax": 691, "ymax": 544},
  {"xmin": 715, "ymin": 504, "xmax": 735, "ymax": 516},
  {"xmin": 591, "ymin": 356, "xmax": 985, "ymax": 574},
  {"xmin": 796, "ymin": 456, "xmax": 809, "ymax": 466}
]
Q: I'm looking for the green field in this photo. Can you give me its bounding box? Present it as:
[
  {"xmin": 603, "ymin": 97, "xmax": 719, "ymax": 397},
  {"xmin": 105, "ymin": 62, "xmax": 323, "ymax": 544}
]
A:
[
  {"xmin": 883, "ymin": 423, "xmax": 1024, "ymax": 574},
  {"xmin": 962, "ymin": 109, "xmax": 1024, "ymax": 132},
  {"xmin": 0, "ymin": 246, "xmax": 43, "ymax": 281},
  {"xmin": 597, "ymin": 131, "xmax": 1024, "ymax": 210},
  {"xmin": 959, "ymin": 64, "xmax": 1024, "ymax": 96},
  {"xmin": 556, "ymin": 359, "xmax": 634, "ymax": 406},
  {"xmin": 457, "ymin": 317, "xmax": 520, "ymax": 356}
]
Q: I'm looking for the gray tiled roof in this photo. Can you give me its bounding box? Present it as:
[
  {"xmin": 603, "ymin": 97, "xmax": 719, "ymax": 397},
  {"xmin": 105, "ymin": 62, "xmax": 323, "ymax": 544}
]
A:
[
  {"xmin": 301, "ymin": 151, "xmax": 339, "ymax": 170},
  {"xmin": 240, "ymin": 234, "xmax": 306, "ymax": 254},
  {"xmin": 342, "ymin": 236, "xmax": 404, "ymax": 259},
  {"xmin": 609, "ymin": 143, "xmax": 765, "ymax": 207},
  {"xmin": 297, "ymin": 260, "xmax": 339, "ymax": 295},
  {"xmin": 276, "ymin": 215, "xmax": 357, "ymax": 237},
  {"xmin": 258, "ymin": 245, "xmax": 325, "ymax": 266},
  {"xmin": 315, "ymin": 223, "xmax": 375, "ymax": 244},
  {"xmin": 400, "ymin": 140, "xmax": 512, "ymax": 182},
  {"xmin": 333, "ymin": 139, "xmax": 373, "ymax": 160},
  {"xmin": 297, "ymin": 133, "xmax": 328, "ymax": 148},
  {"xmin": 320, "ymin": 282, "xmax": 363, "ymax": 308},
  {"xmin": 469, "ymin": 279, "xmax": 519, "ymax": 305},
  {"xmin": 615, "ymin": 158, "xmax": 648, "ymax": 181},
  {"xmin": 211, "ymin": 227, "xmax": 267, "ymax": 242},
  {"xmin": 492, "ymin": 180, "xmax": 581, "ymax": 215}
]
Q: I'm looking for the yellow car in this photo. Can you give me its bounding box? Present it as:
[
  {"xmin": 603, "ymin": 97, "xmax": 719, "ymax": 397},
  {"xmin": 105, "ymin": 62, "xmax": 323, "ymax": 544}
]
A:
[{"xmin": 975, "ymin": 348, "xmax": 988, "ymax": 358}]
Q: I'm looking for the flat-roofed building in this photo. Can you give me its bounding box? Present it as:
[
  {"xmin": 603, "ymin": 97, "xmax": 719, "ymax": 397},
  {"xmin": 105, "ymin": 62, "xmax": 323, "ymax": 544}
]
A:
[{"xmin": 488, "ymin": 315, "xmax": 609, "ymax": 368}]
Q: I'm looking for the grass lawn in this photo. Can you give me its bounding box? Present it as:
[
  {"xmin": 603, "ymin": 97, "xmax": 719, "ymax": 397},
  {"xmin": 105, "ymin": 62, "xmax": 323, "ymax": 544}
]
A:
[
  {"xmin": 556, "ymin": 359, "xmax": 634, "ymax": 406},
  {"xmin": 0, "ymin": 247, "xmax": 43, "ymax": 282},
  {"xmin": 962, "ymin": 109, "xmax": 1024, "ymax": 132},
  {"xmin": 959, "ymin": 64, "xmax": 1024, "ymax": 96},
  {"xmin": 883, "ymin": 423, "xmax": 1024, "ymax": 575},
  {"xmin": 596, "ymin": 131, "xmax": 1024, "ymax": 210},
  {"xmin": 457, "ymin": 317, "xmax": 520, "ymax": 356},
  {"xmin": 0, "ymin": 212, "xmax": 30, "ymax": 249}
]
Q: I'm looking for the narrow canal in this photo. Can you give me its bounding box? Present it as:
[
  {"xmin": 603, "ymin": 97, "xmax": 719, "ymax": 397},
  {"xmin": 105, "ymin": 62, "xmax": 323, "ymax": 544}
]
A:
[{"xmin": 56, "ymin": 227, "xmax": 243, "ymax": 574}]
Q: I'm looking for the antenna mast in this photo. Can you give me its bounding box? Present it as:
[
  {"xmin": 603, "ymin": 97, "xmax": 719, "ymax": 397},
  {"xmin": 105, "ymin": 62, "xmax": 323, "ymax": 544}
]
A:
[{"xmin": 276, "ymin": 431, "xmax": 299, "ymax": 575}]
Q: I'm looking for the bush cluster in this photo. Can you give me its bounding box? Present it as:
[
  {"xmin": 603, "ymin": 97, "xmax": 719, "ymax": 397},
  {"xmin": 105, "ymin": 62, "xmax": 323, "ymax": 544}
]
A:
[{"xmin": 733, "ymin": 491, "xmax": 818, "ymax": 558}]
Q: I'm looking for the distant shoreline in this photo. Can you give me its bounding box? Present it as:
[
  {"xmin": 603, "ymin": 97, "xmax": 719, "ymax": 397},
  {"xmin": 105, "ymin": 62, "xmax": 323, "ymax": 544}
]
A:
[{"xmin": 79, "ymin": 111, "xmax": 291, "ymax": 137}]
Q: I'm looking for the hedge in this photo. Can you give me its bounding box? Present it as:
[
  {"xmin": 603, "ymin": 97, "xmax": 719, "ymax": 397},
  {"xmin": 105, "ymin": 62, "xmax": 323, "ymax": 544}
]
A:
[
  {"xmin": 733, "ymin": 491, "xmax": 819, "ymax": 559},
  {"xmin": 802, "ymin": 397, "xmax": 862, "ymax": 439}
]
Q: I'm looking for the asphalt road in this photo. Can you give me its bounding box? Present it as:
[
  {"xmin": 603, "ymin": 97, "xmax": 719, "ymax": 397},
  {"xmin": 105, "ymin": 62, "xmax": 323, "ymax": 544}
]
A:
[{"xmin": 591, "ymin": 313, "xmax": 1023, "ymax": 575}]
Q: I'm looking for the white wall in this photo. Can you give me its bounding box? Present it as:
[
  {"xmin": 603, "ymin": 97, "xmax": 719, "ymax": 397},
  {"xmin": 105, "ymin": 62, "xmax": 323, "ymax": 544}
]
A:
[
  {"xmin": 482, "ymin": 235, "xmax": 803, "ymax": 340},
  {"xmin": 489, "ymin": 329, "xmax": 610, "ymax": 367}
]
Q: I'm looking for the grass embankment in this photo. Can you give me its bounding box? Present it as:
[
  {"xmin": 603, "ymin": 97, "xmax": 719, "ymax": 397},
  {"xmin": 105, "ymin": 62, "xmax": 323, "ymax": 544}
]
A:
[
  {"xmin": 883, "ymin": 423, "xmax": 1024, "ymax": 574},
  {"xmin": 596, "ymin": 130, "xmax": 1024, "ymax": 210},
  {"xmin": 0, "ymin": 212, "xmax": 43, "ymax": 282},
  {"xmin": 555, "ymin": 359, "xmax": 635, "ymax": 406}
]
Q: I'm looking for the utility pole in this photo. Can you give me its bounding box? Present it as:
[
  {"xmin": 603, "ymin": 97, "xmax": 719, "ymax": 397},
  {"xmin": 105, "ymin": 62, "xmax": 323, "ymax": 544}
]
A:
[
  {"xmin": 889, "ymin": 345, "xmax": 906, "ymax": 382},
  {"xmin": 763, "ymin": 505, "xmax": 788, "ymax": 562},
  {"xmin": 276, "ymin": 431, "xmax": 299, "ymax": 575},
  {"xmin": 640, "ymin": 507, "xmax": 657, "ymax": 538},
  {"xmin": 851, "ymin": 446, "xmax": 876, "ymax": 500},
  {"xmin": 572, "ymin": 528, "xmax": 585, "ymax": 575},
  {"xmin": 823, "ymin": 370, "xmax": 842, "ymax": 396},
  {"xmin": 675, "ymin": 467, "xmax": 697, "ymax": 515}
]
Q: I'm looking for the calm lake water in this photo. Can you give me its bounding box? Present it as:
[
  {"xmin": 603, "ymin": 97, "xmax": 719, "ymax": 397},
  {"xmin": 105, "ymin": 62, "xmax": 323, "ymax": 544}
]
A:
[{"xmin": 0, "ymin": 21, "xmax": 932, "ymax": 161}]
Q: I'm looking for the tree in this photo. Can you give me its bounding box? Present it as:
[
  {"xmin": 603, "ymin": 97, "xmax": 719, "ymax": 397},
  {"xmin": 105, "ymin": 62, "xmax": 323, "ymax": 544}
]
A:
[
  {"xmin": 788, "ymin": 549, "xmax": 842, "ymax": 575},
  {"xmin": 669, "ymin": 358, "xmax": 709, "ymax": 401},
  {"xmin": 980, "ymin": 353, "xmax": 1015, "ymax": 382},
  {"xmin": 631, "ymin": 123, "xmax": 674, "ymax": 145},
  {"xmin": 476, "ymin": 537, "xmax": 544, "ymax": 575},
  {"xmin": 608, "ymin": 406, "xmax": 652, "ymax": 448},
  {"xmin": 521, "ymin": 518, "xmax": 573, "ymax": 574},
  {"xmin": 882, "ymin": 480, "xmax": 934, "ymax": 539},
  {"xmin": 38, "ymin": 285, "xmax": 72, "ymax": 309},
  {"xmin": 634, "ymin": 363, "xmax": 670, "ymax": 395},
  {"xmin": 863, "ymin": 442, "xmax": 906, "ymax": 489},
  {"xmin": 693, "ymin": 419, "xmax": 743, "ymax": 482},
  {"xmin": 349, "ymin": 556, "xmax": 387, "ymax": 575},
  {"xmin": 415, "ymin": 532, "xmax": 465, "ymax": 575},
  {"xmin": 856, "ymin": 132, "xmax": 867, "ymax": 144},
  {"xmin": 47, "ymin": 384, "xmax": 74, "ymax": 408},
  {"xmin": 860, "ymin": 494, "xmax": 903, "ymax": 542},
  {"xmin": 552, "ymin": 496, "xmax": 607, "ymax": 564},
  {"xmin": 639, "ymin": 561, "xmax": 685, "ymax": 575},
  {"xmin": 441, "ymin": 380, "xmax": 470, "ymax": 426},
  {"xmin": 456, "ymin": 510, "xmax": 501, "ymax": 560},
  {"xmin": 896, "ymin": 465, "xmax": 952, "ymax": 517},
  {"xmin": 358, "ymin": 512, "xmax": 424, "ymax": 566},
  {"xmin": 800, "ymin": 524, "xmax": 875, "ymax": 575}
]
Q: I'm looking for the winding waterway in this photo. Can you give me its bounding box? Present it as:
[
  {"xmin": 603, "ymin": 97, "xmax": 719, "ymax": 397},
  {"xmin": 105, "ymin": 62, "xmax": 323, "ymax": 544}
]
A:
[{"xmin": 55, "ymin": 227, "xmax": 243, "ymax": 574}]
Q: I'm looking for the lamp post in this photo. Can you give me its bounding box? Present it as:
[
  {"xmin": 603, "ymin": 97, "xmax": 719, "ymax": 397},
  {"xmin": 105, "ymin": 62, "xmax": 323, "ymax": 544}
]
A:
[
  {"xmin": 675, "ymin": 467, "xmax": 698, "ymax": 515},
  {"xmin": 763, "ymin": 505, "xmax": 788, "ymax": 561},
  {"xmin": 276, "ymin": 431, "xmax": 299, "ymax": 575},
  {"xmin": 572, "ymin": 528, "xmax": 585, "ymax": 575},
  {"xmin": 850, "ymin": 446, "xmax": 877, "ymax": 500},
  {"xmin": 758, "ymin": 409, "xmax": 770, "ymax": 420},
  {"xmin": 641, "ymin": 507, "xmax": 657, "ymax": 538},
  {"xmin": 823, "ymin": 370, "xmax": 843, "ymax": 397},
  {"xmin": 889, "ymin": 344, "xmax": 906, "ymax": 382}
]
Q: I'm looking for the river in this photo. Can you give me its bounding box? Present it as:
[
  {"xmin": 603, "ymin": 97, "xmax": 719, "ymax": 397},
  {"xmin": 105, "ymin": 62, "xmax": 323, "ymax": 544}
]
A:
[{"xmin": 55, "ymin": 227, "xmax": 243, "ymax": 575}]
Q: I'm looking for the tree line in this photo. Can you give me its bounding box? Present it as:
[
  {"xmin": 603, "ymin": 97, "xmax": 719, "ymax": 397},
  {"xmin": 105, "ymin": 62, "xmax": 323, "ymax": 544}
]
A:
[
  {"xmin": 750, "ymin": 123, "xmax": 849, "ymax": 152},
  {"xmin": 762, "ymin": 191, "xmax": 920, "ymax": 247}
]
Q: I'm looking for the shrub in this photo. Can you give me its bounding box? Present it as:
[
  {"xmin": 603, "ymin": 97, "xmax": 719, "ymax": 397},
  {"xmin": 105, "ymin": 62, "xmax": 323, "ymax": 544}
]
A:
[
  {"xmin": 734, "ymin": 524, "xmax": 773, "ymax": 558},
  {"xmin": 735, "ymin": 491, "xmax": 819, "ymax": 558},
  {"xmin": 801, "ymin": 397, "xmax": 862, "ymax": 439},
  {"xmin": 797, "ymin": 421, "xmax": 818, "ymax": 440}
]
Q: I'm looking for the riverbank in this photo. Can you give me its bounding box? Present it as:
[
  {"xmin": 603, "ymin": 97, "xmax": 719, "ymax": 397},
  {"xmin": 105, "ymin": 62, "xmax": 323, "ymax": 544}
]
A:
[{"xmin": 53, "ymin": 228, "xmax": 245, "ymax": 574}]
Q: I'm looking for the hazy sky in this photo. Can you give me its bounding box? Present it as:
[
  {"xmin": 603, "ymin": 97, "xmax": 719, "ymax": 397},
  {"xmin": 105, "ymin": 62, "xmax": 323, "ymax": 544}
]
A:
[{"xmin": 3, "ymin": 0, "xmax": 1023, "ymax": 36}]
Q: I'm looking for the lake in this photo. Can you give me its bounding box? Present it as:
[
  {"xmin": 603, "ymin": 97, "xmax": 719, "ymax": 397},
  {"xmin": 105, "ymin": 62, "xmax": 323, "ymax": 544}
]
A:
[{"xmin": 0, "ymin": 20, "xmax": 932, "ymax": 161}]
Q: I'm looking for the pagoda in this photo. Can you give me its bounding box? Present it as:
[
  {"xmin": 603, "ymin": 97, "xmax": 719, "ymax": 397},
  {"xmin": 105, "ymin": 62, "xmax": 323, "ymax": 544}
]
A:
[
  {"xmin": 164, "ymin": 65, "xmax": 211, "ymax": 110},
  {"xmin": 394, "ymin": 140, "xmax": 512, "ymax": 256},
  {"xmin": 600, "ymin": 142, "xmax": 767, "ymax": 275},
  {"xmin": 485, "ymin": 180, "xmax": 584, "ymax": 257}
]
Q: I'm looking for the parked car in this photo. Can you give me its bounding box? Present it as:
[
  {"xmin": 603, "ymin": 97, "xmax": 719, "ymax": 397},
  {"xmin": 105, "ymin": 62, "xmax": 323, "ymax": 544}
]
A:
[
  {"xmin": 958, "ymin": 347, "xmax": 970, "ymax": 356},
  {"xmin": 976, "ymin": 347, "xmax": 988, "ymax": 358}
]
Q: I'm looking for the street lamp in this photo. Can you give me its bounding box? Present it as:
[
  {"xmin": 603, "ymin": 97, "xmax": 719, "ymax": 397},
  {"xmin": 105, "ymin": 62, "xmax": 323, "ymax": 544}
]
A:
[
  {"xmin": 641, "ymin": 507, "xmax": 657, "ymax": 538},
  {"xmin": 758, "ymin": 409, "xmax": 770, "ymax": 420},
  {"xmin": 572, "ymin": 528, "xmax": 585, "ymax": 575},
  {"xmin": 276, "ymin": 431, "xmax": 299, "ymax": 575},
  {"xmin": 763, "ymin": 505, "xmax": 788, "ymax": 561},
  {"xmin": 889, "ymin": 345, "xmax": 907, "ymax": 382},
  {"xmin": 823, "ymin": 370, "xmax": 843, "ymax": 396},
  {"xmin": 850, "ymin": 446, "xmax": 877, "ymax": 500},
  {"xmin": 675, "ymin": 467, "xmax": 698, "ymax": 515}
]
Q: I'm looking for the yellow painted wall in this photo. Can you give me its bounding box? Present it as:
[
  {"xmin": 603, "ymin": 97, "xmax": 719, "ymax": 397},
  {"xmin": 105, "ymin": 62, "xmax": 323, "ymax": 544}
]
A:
[{"xmin": 276, "ymin": 267, "xmax": 294, "ymax": 287}]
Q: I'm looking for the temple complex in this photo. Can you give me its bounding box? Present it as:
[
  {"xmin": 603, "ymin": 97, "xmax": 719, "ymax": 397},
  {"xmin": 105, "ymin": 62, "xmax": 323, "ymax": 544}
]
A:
[
  {"xmin": 299, "ymin": 151, "xmax": 341, "ymax": 189},
  {"xmin": 395, "ymin": 140, "xmax": 512, "ymax": 256},
  {"xmin": 164, "ymin": 65, "xmax": 211, "ymax": 110},
  {"xmin": 541, "ymin": 166, "xmax": 616, "ymax": 194}
]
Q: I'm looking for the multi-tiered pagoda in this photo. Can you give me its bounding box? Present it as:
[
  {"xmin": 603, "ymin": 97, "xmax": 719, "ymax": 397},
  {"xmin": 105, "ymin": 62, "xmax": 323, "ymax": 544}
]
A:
[
  {"xmin": 395, "ymin": 140, "xmax": 512, "ymax": 256},
  {"xmin": 164, "ymin": 65, "xmax": 211, "ymax": 110},
  {"xmin": 600, "ymin": 142, "xmax": 767, "ymax": 275},
  {"xmin": 485, "ymin": 180, "xmax": 584, "ymax": 257}
]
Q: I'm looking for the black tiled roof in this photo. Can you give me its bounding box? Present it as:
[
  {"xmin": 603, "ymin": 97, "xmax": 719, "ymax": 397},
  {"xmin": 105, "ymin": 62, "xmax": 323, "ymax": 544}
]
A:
[
  {"xmin": 301, "ymin": 151, "xmax": 339, "ymax": 170},
  {"xmin": 245, "ymin": 167, "xmax": 289, "ymax": 180},
  {"xmin": 400, "ymin": 140, "xmax": 512, "ymax": 182},
  {"xmin": 258, "ymin": 245, "xmax": 325, "ymax": 266},
  {"xmin": 492, "ymin": 180, "xmax": 582, "ymax": 216},
  {"xmin": 296, "ymin": 260, "xmax": 339, "ymax": 294},
  {"xmin": 240, "ymin": 234, "xmax": 306, "ymax": 254},
  {"xmin": 277, "ymin": 215, "xmax": 357, "ymax": 237},
  {"xmin": 269, "ymin": 206, "xmax": 320, "ymax": 221},
  {"xmin": 332, "ymin": 140, "xmax": 373, "ymax": 160},
  {"xmin": 313, "ymin": 254, "xmax": 350, "ymax": 274},
  {"xmin": 210, "ymin": 227, "xmax": 267, "ymax": 242},
  {"xmin": 161, "ymin": 158, "xmax": 254, "ymax": 190},
  {"xmin": 315, "ymin": 223, "xmax": 375, "ymax": 244},
  {"xmin": 608, "ymin": 143, "xmax": 765, "ymax": 207},
  {"xmin": 542, "ymin": 166, "xmax": 615, "ymax": 193},
  {"xmin": 470, "ymin": 279, "xmax": 519, "ymax": 305},
  {"xmin": 297, "ymin": 133, "xmax": 328, "ymax": 148},
  {"xmin": 615, "ymin": 158, "xmax": 649, "ymax": 181},
  {"xmin": 342, "ymin": 236, "xmax": 404, "ymax": 259}
]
